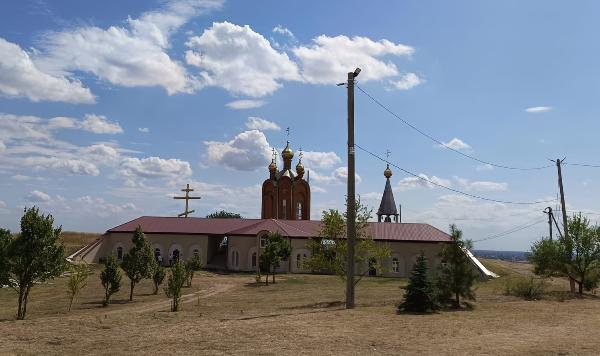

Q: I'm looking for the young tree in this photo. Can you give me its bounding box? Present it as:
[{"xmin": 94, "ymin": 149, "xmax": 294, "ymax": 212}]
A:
[
  {"xmin": 8, "ymin": 207, "xmax": 65, "ymax": 320},
  {"xmin": 164, "ymin": 260, "xmax": 187, "ymax": 312},
  {"xmin": 120, "ymin": 226, "xmax": 156, "ymax": 301},
  {"xmin": 398, "ymin": 251, "xmax": 436, "ymax": 313},
  {"xmin": 185, "ymin": 253, "xmax": 203, "ymax": 287},
  {"xmin": 66, "ymin": 263, "xmax": 91, "ymax": 312},
  {"xmin": 259, "ymin": 232, "xmax": 292, "ymax": 285},
  {"xmin": 0, "ymin": 228, "xmax": 12, "ymax": 286},
  {"xmin": 206, "ymin": 210, "xmax": 242, "ymax": 219},
  {"xmin": 152, "ymin": 265, "xmax": 166, "ymax": 295},
  {"xmin": 530, "ymin": 214, "xmax": 600, "ymax": 294},
  {"xmin": 436, "ymin": 225, "xmax": 477, "ymax": 308},
  {"xmin": 100, "ymin": 255, "xmax": 122, "ymax": 306},
  {"xmin": 303, "ymin": 199, "xmax": 391, "ymax": 287}
]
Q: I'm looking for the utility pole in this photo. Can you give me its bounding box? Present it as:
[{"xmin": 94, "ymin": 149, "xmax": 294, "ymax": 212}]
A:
[
  {"xmin": 543, "ymin": 207, "xmax": 553, "ymax": 240},
  {"xmin": 555, "ymin": 158, "xmax": 575, "ymax": 293},
  {"xmin": 343, "ymin": 68, "xmax": 360, "ymax": 309}
]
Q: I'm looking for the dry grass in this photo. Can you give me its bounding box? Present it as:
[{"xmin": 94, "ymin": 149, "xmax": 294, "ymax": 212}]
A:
[
  {"xmin": 60, "ymin": 231, "xmax": 101, "ymax": 255},
  {"xmin": 1, "ymin": 259, "xmax": 600, "ymax": 355}
]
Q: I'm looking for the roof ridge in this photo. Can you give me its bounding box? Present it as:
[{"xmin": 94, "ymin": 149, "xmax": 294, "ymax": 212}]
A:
[
  {"xmin": 225, "ymin": 219, "xmax": 269, "ymax": 235},
  {"xmin": 275, "ymin": 219, "xmax": 319, "ymax": 236}
]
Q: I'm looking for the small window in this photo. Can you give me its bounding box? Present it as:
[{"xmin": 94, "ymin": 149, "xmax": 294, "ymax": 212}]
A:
[
  {"xmin": 193, "ymin": 249, "xmax": 200, "ymax": 257},
  {"xmin": 116, "ymin": 246, "xmax": 123, "ymax": 261},
  {"xmin": 282, "ymin": 199, "xmax": 287, "ymax": 219},
  {"xmin": 296, "ymin": 253, "xmax": 302, "ymax": 269},
  {"xmin": 260, "ymin": 236, "xmax": 267, "ymax": 248},
  {"xmin": 296, "ymin": 202, "xmax": 303, "ymax": 220},
  {"xmin": 172, "ymin": 249, "xmax": 180, "ymax": 262},
  {"xmin": 154, "ymin": 248, "xmax": 162, "ymax": 261},
  {"xmin": 392, "ymin": 258, "xmax": 400, "ymax": 273},
  {"xmin": 251, "ymin": 252, "xmax": 257, "ymax": 268},
  {"xmin": 231, "ymin": 250, "xmax": 239, "ymax": 268}
]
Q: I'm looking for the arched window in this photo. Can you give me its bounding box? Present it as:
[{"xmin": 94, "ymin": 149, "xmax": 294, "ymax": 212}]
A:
[
  {"xmin": 193, "ymin": 249, "xmax": 200, "ymax": 258},
  {"xmin": 282, "ymin": 199, "xmax": 287, "ymax": 219},
  {"xmin": 392, "ymin": 258, "xmax": 400, "ymax": 273},
  {"xmin": 260, "ymin": 236, "xmax": 267, "ymax": 248},
  {"xmin": 231, "ymin": 250, "xmax": 239, "ymax": 268},
  {"xmin": 296, "ymin": 202, "xmax": 303, "ymax": 220},
  {"xmin": 154, "ymin": 248, "xmax": 162, "ymax": 261},
  {"xmin": 116, "ymin": 246, "xmax": 123, "ymax": 261},
  {"xmin": 172, "ymin": 249, "xmax": 180, "ymax": 262},
  {"xmin": 251, "ymin": 252, "xmax": 257, "ymax": 268},
  {"xmin": 296, "ymin": 253, "xmax": 302, "ymax": 269}
]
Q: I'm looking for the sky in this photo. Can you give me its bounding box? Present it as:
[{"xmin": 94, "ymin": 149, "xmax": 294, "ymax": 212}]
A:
[{"xmin": 1, "ymin": 0, "xmax": 600, "ymax": 251}]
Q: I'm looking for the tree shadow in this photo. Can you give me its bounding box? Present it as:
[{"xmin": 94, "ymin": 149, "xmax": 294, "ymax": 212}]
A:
[{"xmin": 280, "ymin": 300, "xmax": 344, "ymax": 310}]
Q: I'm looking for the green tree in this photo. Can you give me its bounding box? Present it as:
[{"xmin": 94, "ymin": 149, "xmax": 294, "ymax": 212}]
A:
[
  {"xmin": 100, "ymin": 255, "xmax": 122, "ymax": 306},
  {"xmin": 164, "ymin": 260, "xmax": 187, "ymax": 312},
  {"xmin": 436, "ymin": 225, "xmax": 477, "ymax": 308},
  {"xmin": 259, "ymin": 232, "xmax": 292, "ymax": 285},
  {"xmin": 206, "ymin": 210, "xmax": 242, "ymax": 219},
  {"xmin": 398, "ymin": 251, "xmax": 436, "ymax": 313},
  {"xmin": 152, "ymin": 265, "xmax": 166, "ymax": 295},
  {"xmin": 66, "ymin": 263, "xmax": 91, "ymax": 312},
  {"xmin": 7, "ymin": 207, "xmax": 65, "ymax": 320},
  {"xmin": 303, "ymin": 199, "xmax": 391, "ymax": 287},
  {"xmin": 121, "ymin": 226, "xmax": 156, "ymax": 301},
  {"xmin": 530, "ymin": 214, "xmax": 600, "ymax": 294},
  {"xmin": 0, "ymin": 228, "xmax": 12, "ymax": 286},
  {"xmin": 184, "ymin": 253, "xmax": 203, "ymax": 287}
]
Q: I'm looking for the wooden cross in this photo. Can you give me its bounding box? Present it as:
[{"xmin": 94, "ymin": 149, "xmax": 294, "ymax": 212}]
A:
[{"xmin": 173, "ymin": 183, "xmax": 201, "ymax": 218}]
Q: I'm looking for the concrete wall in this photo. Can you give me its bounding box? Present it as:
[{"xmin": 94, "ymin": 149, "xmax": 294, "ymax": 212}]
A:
[{"xmin": 88, "ymin": 232, "xmax": 209, "ymax": 265}]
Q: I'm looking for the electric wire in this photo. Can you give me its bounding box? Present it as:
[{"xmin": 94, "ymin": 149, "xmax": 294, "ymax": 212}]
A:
[
  {"xmin": 355, "ymin": 143, "xmax": 556, "ymax": 206},
  {"xmin": 472, "ymin": 219, "xmax": 547, "ymax": 243},
  {"xmin": 355, "ymin": 84, "xmax": 554, "ymax": 171}
]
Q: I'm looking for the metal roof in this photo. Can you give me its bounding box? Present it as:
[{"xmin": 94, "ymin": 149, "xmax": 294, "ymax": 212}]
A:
[
  {"xmin": 106, "ymin": 216, "xmax": 451, "ymax": 242},
  {"xmin": 377, "ymin": 178, "xmax": 398, "ymax": 217}
]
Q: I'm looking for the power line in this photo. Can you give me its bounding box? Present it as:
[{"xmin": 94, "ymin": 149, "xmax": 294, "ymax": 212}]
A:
[
  {"xmin": 355, "ymin": 143, "xmax": 556, "ymax": 206},
  {"xmin": 565, "ymin": 162, "xmax": 600, "ymax": 168},
  {"xmin": 355, "ymin": 85, "xmax": 553, "ymax": 171},
  {"xmin": 472, "ymin": 219, "xmax": 546, "ymax": 243}
]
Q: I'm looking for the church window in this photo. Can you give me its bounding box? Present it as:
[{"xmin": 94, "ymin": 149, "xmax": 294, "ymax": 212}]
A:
[
  {"xmin": 154, "ymin": 248, "xmax": 161, "ymax": 261},
  {"xmin": 172, "ymin": 249, "xmax": 180, "ymax": 262},
  {"xmin": 296, "ymin": 254, "xmax": 302, "ymax": 269},
  {"xmin": 193, "ymin": 249, "xmax": 199, "ymax": 258},
  {"xmin": 282, "ymin": 199, "xmax": 287, "ymax": 219},
  {"xmin": 231, "ymin": 250, "xmax": 239, "ymax": 268},
  {"xmin": 116, "ymin": 246, "xmax": 123, "ymax": 261},
  {"xmin": 251, "ymin": 252, "xmax": 257, "ymax": 268},
  {"xmin": 260, "ymin": 236, "xmax": 267, "ymax": 248},
  {"xmin": 296, "ymin": 202, "xmax": 303, "ymax": 220},
  {"xmin": 392, "ymin": 258, "xmax": 400, "ymax": 273}
]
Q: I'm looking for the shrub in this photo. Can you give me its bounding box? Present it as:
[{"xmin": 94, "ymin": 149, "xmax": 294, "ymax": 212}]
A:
[{"xmin": 504, "ymin": 276, "xmax": 547, "ymax": 300}]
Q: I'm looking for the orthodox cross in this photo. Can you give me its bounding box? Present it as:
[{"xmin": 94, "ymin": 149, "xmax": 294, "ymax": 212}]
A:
[
  {"xmin": 298, "ymin": 147, "xmax": 303, "ymax": 160},
  {"xmin": 173, "ymin": 183, "xmax": 201, "ymax": 218},
  {"xmin": 386, "ymin": 149, "xmax": 391, "ymax": 160},
  {"xmin": 286, "ymin": 127, "xmax": 290, "ymax": 138},
  {"xmin": 271, "ymin": 147, "xmax": 277, "ymax": 161}
]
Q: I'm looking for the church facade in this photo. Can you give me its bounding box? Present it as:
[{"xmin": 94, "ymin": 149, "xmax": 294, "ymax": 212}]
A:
[{"xmin": 71, "ymin": 143, "xmax": 456, "ymax": 278}]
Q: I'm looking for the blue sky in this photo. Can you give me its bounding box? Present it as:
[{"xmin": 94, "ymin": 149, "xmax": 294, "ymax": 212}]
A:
[{"xmin": 1, "ymin": 0, "xmax": 600, "ymax": 251}]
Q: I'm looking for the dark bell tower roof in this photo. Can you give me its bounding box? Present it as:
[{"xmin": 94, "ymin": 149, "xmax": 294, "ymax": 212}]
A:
[{"xmin": 377, "ymin": 164, "xmax": 399, "ymax": 222}]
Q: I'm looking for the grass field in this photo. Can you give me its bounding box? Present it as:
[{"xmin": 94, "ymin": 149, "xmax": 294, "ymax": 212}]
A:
[{"xmin": 1, "ymin": 259, "xmax": 600, "ymax": 355}]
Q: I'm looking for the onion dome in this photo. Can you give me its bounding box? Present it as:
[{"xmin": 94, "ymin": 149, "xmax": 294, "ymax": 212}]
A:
[
  {"xmin": 269, "ymin": 159, "xmax": 277, "ymax": 174},
  {"xmin": 384, "ymin": 164, "xmax": 392, "ymax": 178},
  {"xmin": 296, "ymin": 159, "xmax": 305, "ymax": 176},
  {"xmin": 282, "ymin": 141, "xmax": 294, "ymax": 160}
]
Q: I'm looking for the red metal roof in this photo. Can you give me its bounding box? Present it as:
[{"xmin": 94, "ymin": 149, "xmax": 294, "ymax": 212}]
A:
[{"xmin": 107, "ymin": 216, "xmax": 451, "ymax": 242}]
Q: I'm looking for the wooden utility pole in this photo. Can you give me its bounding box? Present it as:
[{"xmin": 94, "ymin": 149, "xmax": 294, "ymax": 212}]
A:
[
  {"xmin": 345, "ymin": 68, "xmax": 360, "ymax": 309},
  {"xmin": 555, "ymin": 158, "xmax": 575, "ymax": 292},
  {"xmin": 173, "ymin": 183, "xmax": 201, "ymax": 218},
  {"xmin": 543, "ymin": 207, "xmax": 553, "ymax": 240}
]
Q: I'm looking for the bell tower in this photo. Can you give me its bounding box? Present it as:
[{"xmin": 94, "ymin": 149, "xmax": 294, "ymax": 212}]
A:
[
  {"xmin": 261, "ymin": 142, "xmax": 311, "ymax": 220},
  {"xmin": 377, "ymin": 164, "xmax": 399, "ymax": 223}
]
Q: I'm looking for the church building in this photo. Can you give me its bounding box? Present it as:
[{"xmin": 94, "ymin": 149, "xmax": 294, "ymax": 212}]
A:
[{"xmin": 71, "ymin": 143, "xmax": 466, "ymax": 278}]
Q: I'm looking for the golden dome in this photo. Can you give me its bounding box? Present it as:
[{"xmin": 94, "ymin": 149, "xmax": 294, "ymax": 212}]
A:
[
  {"xmin": 384, "ymin": 164, "xmax": 392, "ymax": 178},
  {"xmin": 269, "ymin": 159, "xmax": 277, "ymax": 174},
  {"xmin": 296, "ymin": 159, "xmax": 305, "ymax": 176},
  {"xmin": 282, "ymin": 141, "xmax": 294, "ymax": 160}
]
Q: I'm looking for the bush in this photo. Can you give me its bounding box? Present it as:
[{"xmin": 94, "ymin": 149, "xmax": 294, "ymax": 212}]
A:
[{"xmin": 504, "ymin": 276, "xmax": 547, "ymax": 300}]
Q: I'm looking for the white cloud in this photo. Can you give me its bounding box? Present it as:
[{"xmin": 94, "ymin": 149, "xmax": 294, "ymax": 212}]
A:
[
  {"xmin": 301, "ymin": 151, "xmax": 341, "ymax": 169},
  {"xmin": 476, "ymin": 164, "xmax": 494, "ymax": 171},
  {"xmin": 80, "ymin": 114, "xmax": 123, "ymax": 134},
  {"xmin": 120, "ymin": 156, "xmax": 192, "ymax": 182},
  {"xmin": 74, "ymin": 196, "xmax": 138, "ymax": 218},
  {"xmin": 12, "ymin": 174, "xmax": 31, "ymax": 181},
  {"xmin": 293, "ymin": 35, "xmax": 414, "ymax": 84},
  {"xmin": 47, "ymin": 114, "xmax": 122, "ymax": 134},
  {"xmin": 0, "ymin": 37, "xmax": 95, "ymax": 104},
  {"xmin": 245, "ymin": 117, "xmax": 280, "ymax": 131},
  {"xmin": 439, "ymin": 138, "xmax": 471, "ymax": 151},
  {"xmin": 27, "ymin": 190, "xmax": 52, "ymax": 202},
  {"xmin": 138, "ymin": 127, "xmax": 150, "ymax": 133},
  {"xmin": 226, "ymin": 99, "xmax": 265, "ymax": 109},
  {"xmin": 22, "ymin": 156, "xmax": 100, "ymax": 176},
  {"xmin": 272, "ymin": 25, "xmax": 295, "ymax": 39},
  {"xmin": 455, "ymin": 177, "xmax": 508, "ymax": 192},
  {"xmin": 0, "ymin": 200, "xmax": 6, "ymax": 208},
  {"xmin": 389, "ymin": 72, "xmax": 423, "ymax": 90},
  {"xmin": 80, "ymin": 144, "xmax": 121, "ymax": 164},
  {"xmin": 186, "ymin": 21, "xmax": 301, "ymax": 97},
  {"xmin": 203, "ymin": 129, "xmax": 272, "ymax": 171},
  {"xmin": 35, "ymin": 0, "xmax": 223, "ymax": 95},
  {"xmin": 311, "ymin": 167, "xmax": 361, "ymax": 185},
  {"xmin": 397, "ymin": 174, "xmax": 451, "ymax": 191},
  {"xmin": 0, "ymin": 140, "xmax": 5, "ymax": 151},
  {"xmin": 525, "ymin": 106, "xmax": 552, "ymax": 113}
]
